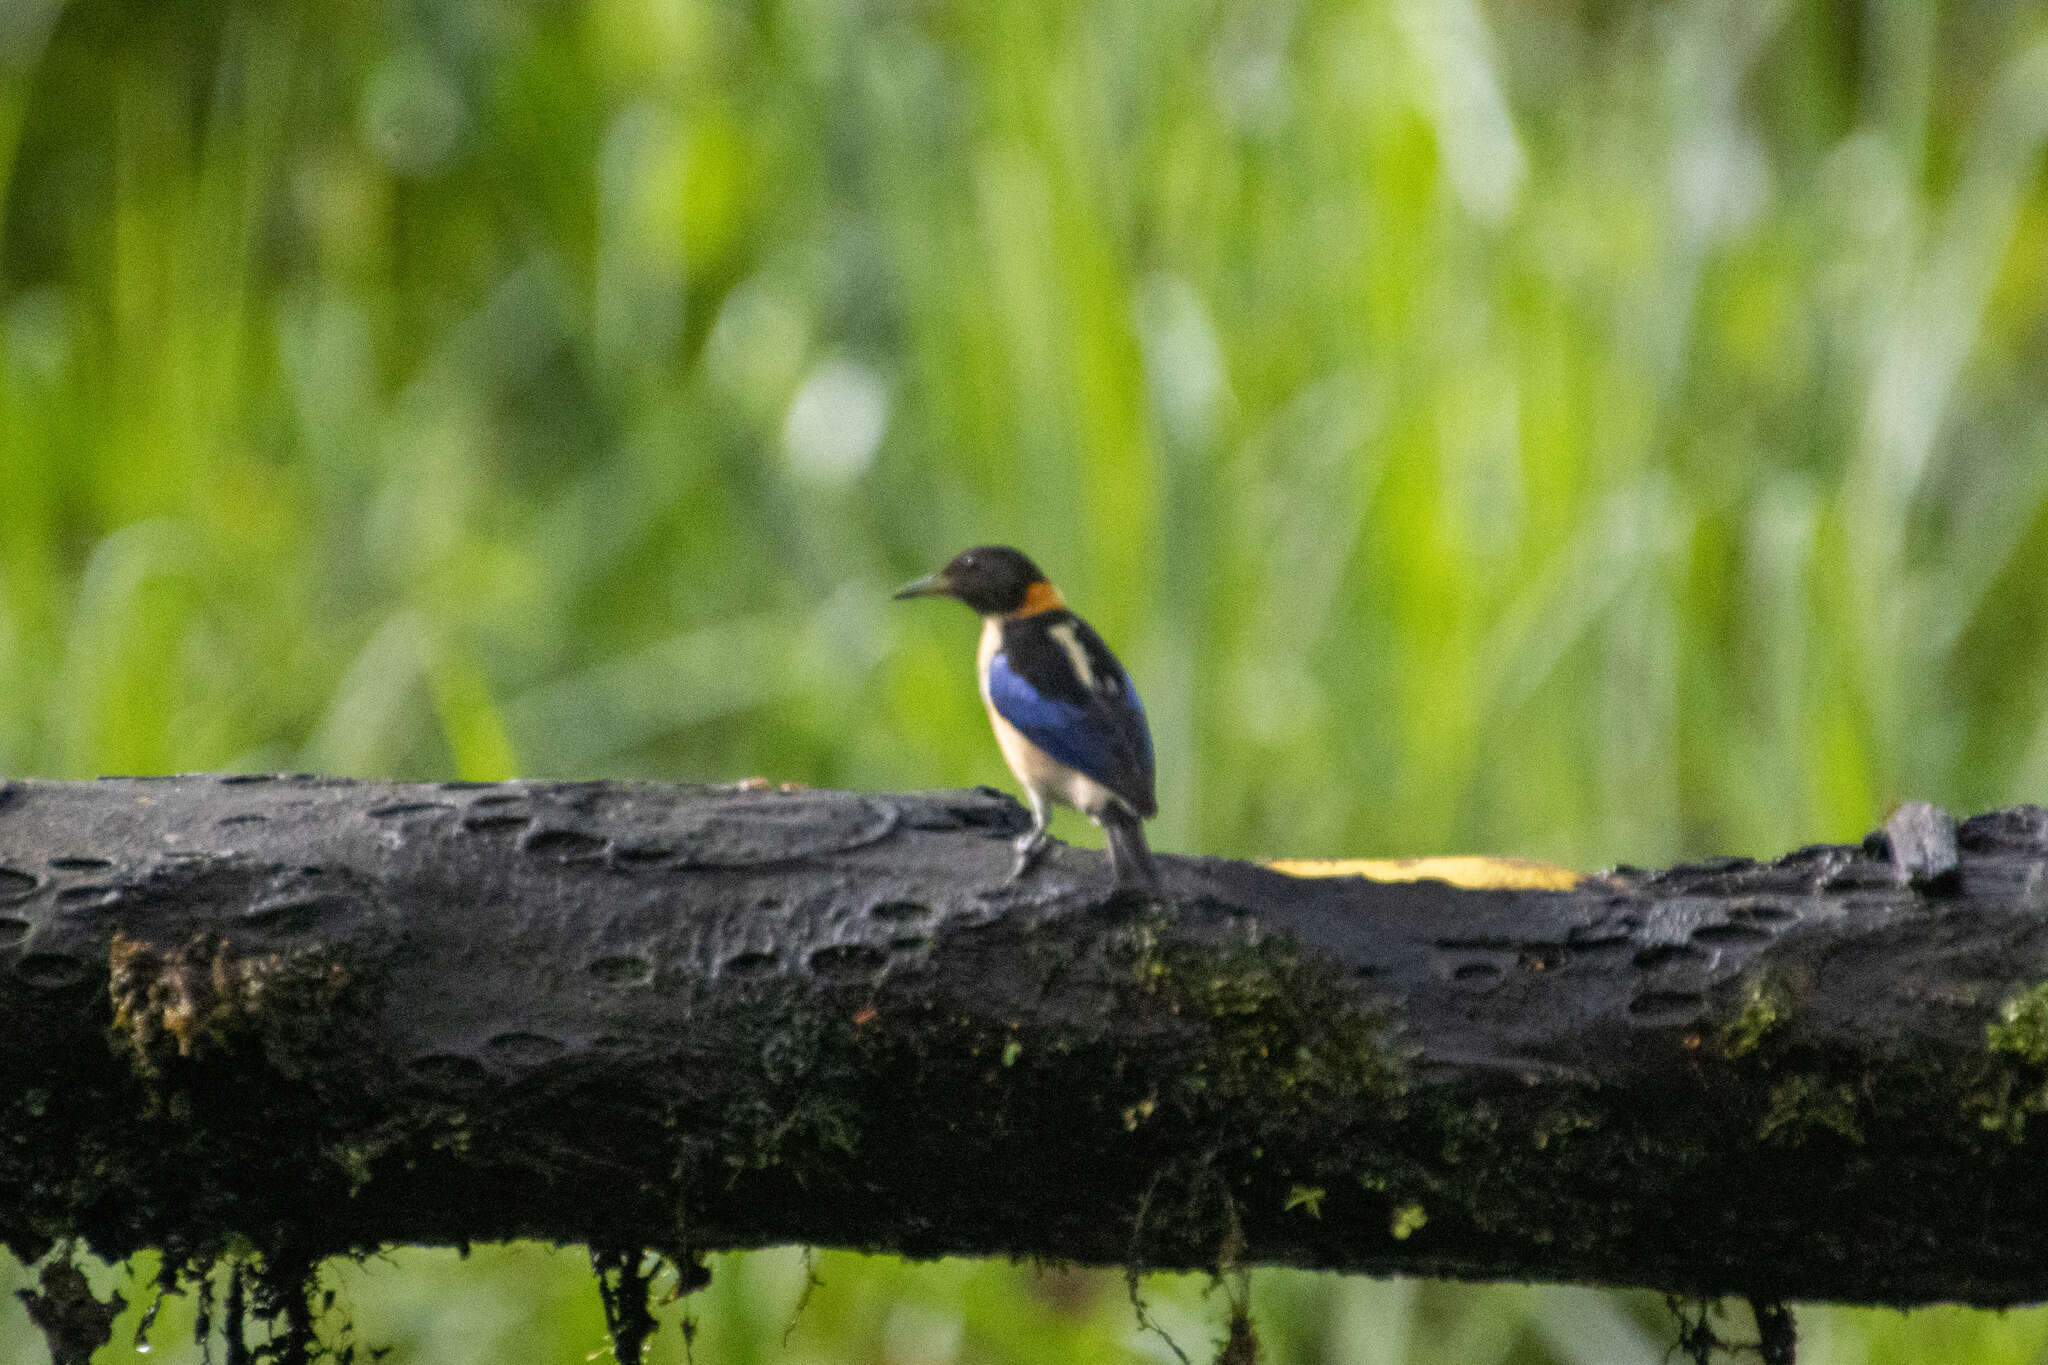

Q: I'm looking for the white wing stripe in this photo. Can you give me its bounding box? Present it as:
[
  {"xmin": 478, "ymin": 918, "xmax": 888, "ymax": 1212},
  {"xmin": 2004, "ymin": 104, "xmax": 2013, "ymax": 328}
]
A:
[{"xmin": 1046, "ymin": 620, "xmax": 1096, "ymax": 692}]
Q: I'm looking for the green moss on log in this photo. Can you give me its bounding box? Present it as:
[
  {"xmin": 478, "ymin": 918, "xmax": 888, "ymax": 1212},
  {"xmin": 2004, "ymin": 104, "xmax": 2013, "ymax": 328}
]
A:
[
  {"xmin": 1974, "ymin": 982, "xmax": 2048, "ymax": 1140},
  {"xmin": 1722, "ymin": 976, "xmax": 1789, "ymax": 1061}
]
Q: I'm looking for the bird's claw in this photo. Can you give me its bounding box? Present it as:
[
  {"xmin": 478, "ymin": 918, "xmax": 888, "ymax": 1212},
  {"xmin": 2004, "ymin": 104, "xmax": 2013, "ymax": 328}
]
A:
[{"xmin": 1009, "ymin": 830, "xmax": 1048, "ymax": 882}]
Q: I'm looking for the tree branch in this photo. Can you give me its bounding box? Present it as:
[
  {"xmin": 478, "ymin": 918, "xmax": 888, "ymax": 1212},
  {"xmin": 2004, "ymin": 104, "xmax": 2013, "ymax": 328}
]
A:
[{"xmin": 3, "ymin": 777, "xmax": 2047, "ymax": 1310}]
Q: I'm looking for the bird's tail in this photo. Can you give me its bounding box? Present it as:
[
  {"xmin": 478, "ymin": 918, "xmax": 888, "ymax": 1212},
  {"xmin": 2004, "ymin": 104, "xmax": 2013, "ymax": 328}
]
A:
[{"xmin": 1101, "ymin": 806, "xmax": 1159, "ymax": 893}]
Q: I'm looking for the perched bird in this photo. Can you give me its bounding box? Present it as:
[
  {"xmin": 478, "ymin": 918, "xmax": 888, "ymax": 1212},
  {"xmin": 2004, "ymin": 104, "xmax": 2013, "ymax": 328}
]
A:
[{"xmin": 895, "ymin": 546, "xmax": 1159, "ymax": 891}]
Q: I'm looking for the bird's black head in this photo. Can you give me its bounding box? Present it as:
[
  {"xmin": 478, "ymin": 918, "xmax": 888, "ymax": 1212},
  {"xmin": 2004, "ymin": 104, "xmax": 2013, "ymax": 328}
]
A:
[{"xmin": 894, "ymin": 545, "xmax": 1056, "ymax": 616}]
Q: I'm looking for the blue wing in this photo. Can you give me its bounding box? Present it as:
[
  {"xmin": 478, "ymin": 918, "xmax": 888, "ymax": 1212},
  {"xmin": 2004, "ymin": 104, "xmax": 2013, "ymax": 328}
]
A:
[{"xmin": 987, "ymin": 641, "xmax": 1156, "ymax": 816}]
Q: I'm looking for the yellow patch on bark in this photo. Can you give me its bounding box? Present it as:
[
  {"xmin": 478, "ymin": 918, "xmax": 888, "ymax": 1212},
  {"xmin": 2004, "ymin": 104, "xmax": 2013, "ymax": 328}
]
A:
[{"xmin": 1264, "ymin": 856, "xmax": 1583, "ymax": 891}]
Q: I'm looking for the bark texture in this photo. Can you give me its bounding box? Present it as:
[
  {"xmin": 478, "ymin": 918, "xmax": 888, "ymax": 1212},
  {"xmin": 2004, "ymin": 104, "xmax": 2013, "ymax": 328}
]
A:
[{"xmin": 3, "ymin": 777, "xmax": 2048, "ymax": 1307}]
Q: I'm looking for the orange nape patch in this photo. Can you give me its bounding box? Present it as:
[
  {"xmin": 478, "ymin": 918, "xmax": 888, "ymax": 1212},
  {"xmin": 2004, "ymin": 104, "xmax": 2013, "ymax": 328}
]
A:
[{"xmin": 1009, "ymin": 580, "xmax": 1066, "ymax": 617}]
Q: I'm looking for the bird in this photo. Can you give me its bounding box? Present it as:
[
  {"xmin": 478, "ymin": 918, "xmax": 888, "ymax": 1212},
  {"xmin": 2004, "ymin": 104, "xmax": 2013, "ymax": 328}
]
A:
[{"xmin": 895, "ymin": 545, "xmax": 1159, "ymax": 892}]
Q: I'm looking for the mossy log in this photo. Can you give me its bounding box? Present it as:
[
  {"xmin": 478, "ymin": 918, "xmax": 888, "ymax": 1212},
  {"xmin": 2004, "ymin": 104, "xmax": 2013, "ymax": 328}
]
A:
[{"xmin": 3, "ymin": 778, "xmax": 2048, "ymax": 1309}]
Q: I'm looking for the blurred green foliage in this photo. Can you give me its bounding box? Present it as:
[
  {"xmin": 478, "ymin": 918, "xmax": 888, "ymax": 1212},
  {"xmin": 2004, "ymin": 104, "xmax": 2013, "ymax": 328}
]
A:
[{"xmin": 5, "ymin": 0, "xmax": 2048, "ymax": 1358}]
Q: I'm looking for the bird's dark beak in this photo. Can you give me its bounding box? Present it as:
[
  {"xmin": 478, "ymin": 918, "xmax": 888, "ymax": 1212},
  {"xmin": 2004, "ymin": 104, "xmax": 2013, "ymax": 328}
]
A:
[{"xmin": 893, "ymin": 571, "xmax": 954, "ymax": 601}]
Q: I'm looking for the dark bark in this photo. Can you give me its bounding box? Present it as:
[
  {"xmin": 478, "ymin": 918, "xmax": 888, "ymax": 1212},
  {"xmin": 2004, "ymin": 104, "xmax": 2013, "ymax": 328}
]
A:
[
  {"xmin": 15, "ymin": 1260, "xmax": 122, "ymax": 1365},
  {"xmin": 4, "ymin": 777, "xmax": 2048, "ymax": 1308}
]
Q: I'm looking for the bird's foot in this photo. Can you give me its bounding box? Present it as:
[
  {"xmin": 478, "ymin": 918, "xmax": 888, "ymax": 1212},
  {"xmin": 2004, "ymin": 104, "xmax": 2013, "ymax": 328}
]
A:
[{"xmin": 1009, "ymin": 830, "xmax": 1049, "ymax": 881}]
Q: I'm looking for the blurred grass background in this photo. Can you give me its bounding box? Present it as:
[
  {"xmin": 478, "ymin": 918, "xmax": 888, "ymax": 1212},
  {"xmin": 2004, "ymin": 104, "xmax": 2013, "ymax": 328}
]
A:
[{"xmin": 4, "ymin": 0, "xmax": 2048, "ymax": 1358}]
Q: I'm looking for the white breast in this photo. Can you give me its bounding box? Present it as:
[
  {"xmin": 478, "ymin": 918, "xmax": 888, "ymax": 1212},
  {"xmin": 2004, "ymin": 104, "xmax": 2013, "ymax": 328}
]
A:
[{"xmin": 977, "ymin": 617, "xmax": 1003, "ymax": 704}]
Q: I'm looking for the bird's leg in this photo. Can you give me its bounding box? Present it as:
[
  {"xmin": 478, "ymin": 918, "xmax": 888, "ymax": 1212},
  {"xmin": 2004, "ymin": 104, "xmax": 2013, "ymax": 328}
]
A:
[{"xmin": 1011, "ymin": 789, "xmax": 1051, "ymax": 881}]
